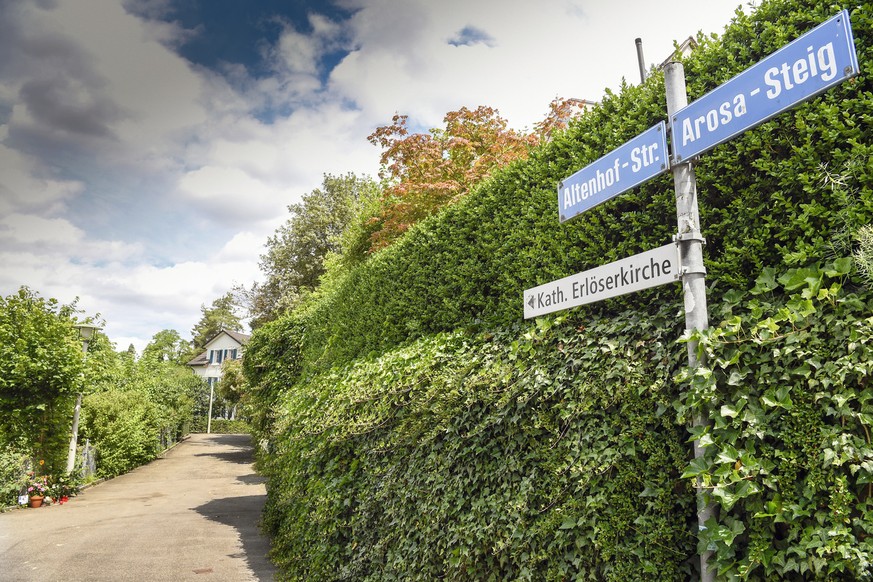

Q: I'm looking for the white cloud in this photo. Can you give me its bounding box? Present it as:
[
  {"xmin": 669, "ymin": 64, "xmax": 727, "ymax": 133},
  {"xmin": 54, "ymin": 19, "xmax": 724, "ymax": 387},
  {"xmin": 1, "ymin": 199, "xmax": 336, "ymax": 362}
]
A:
[
  {"xmin": 214, "ymin": 231, "xmax": 267, "ymax": 264},
  {"xmin": 331, "ymin": 0, "xmax": 743, "ymax": 129},
  {"xmin": 0, "ymin": 141, "xmax": 84, "ymax": 216},
  {"xmin": 47, "ymin": 0, "xmax": 207, "ymax": 150},
  {"xmin": 0, "ymin": 213, "xmax": 142, "ymax": 262},
  {"xmin": 177, "ymin": 165, "xmax": 284, "ymax": 224}
]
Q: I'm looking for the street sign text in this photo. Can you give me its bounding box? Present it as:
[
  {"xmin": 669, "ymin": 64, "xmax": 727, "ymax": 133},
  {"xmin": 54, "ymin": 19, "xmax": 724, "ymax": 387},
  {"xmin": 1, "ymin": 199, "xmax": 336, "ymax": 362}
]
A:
[
  {"xmin": 523, "ymin": 244, "xmax": 679, "ymax": 318},
  {"xmin": 672, "ymin": 9, "xmax": 858, "ymax": 162},
  {"xmin": 559, "ymin": 122, "xmax": 668, "ymax": 222}
]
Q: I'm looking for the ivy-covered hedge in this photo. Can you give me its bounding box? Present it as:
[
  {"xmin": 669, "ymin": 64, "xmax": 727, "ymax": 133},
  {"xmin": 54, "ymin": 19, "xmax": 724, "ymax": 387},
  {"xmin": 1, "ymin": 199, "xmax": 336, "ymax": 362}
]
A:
[
  {"xmin": 678, "ymin": 261, "xmax": 873, "ymax": 579},
  {"xmin": 263, "ymin": 304, "xmax": 692, "ymax": 580},
  {"xmin": 250, "ymin": 0, "xmax": 873, "ymax": 579},
  {"xmin": 262, "ymin": 263, "xmax": 873, "ymax": 579}
]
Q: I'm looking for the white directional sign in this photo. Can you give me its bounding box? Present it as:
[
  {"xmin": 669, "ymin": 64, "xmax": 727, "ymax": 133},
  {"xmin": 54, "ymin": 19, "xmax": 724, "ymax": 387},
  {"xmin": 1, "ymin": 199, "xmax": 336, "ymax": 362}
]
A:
[
  {"xmin": 672, "ymin": 9, "xmax": 859, "ymax": 162},
  {"xmin": 523, "ymin": 243, "xmax": 679, "ymax": 318},
  {"xmin": 559, "ymin": 122, "xmax": 668, "ymax": 222}
]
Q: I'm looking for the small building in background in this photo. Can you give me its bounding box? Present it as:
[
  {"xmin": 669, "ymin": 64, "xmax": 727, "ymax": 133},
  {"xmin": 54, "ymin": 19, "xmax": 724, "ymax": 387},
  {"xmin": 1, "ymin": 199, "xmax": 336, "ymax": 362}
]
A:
[
  {"xmin": 186, "ymin": 329, "xmax": 251, "ymax": 389},
  {"xmin": 660, "ymin": 36, "xmax": 699, "ymax": 68}
]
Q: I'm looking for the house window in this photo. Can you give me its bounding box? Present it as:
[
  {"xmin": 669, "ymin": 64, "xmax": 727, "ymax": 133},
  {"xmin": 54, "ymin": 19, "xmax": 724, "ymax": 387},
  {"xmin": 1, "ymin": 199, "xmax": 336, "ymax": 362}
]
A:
[{"xmin": 208, "ymin": 347, "xmax": 240, "ymax": 365}]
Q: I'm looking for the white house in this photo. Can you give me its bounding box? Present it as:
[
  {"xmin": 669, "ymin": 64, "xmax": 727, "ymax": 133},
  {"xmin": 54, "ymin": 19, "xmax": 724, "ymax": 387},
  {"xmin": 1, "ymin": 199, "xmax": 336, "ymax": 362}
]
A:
[{"xmin": 186, "ymin": 329, "xmax": 251, "ymax": 388}]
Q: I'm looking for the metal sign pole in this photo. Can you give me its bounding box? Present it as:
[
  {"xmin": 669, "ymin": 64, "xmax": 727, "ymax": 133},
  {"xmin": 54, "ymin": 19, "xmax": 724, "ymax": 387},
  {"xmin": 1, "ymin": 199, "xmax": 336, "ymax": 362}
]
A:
[{"xmin": 664, "ymin": 61, "xmax": 715, "ymax": 582}]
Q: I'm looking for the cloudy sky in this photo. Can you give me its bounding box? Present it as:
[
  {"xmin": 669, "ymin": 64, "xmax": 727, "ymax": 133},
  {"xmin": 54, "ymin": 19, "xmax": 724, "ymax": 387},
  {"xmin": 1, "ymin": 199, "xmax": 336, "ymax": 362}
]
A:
[{"xmin": 0, "ymin": 0, "xmax": 749, "ymax": 353}]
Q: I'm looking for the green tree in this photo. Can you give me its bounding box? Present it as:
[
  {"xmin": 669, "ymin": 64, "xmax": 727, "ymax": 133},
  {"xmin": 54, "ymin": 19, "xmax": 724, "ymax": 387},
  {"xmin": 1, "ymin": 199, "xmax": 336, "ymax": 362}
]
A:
[
  {"xmin": 216, "ymin": 358, "xmax": 246, "ymax": 420},
  {"xmin": 141, "ymin": 329, "xmax": 191, "ymax": 364},
  {"xmin": 0, "ymin": 287, "xmax": 83, "ymax": 475},
  {"xmin": 242, "ymin": 173, "xmax": 380, "ymax": 327},
  {"xmin": 190, "ymin": 292, "xmax": 243, "ymax": 351}
]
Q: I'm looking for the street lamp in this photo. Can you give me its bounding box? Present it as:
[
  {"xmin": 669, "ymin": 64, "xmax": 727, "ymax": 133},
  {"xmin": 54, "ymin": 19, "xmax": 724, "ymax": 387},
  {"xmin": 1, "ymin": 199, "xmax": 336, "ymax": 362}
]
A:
[
  {"xmin": 66, "ymin": 323, "xmax": 101, "ymax": 474},
  {"xmin": 75, "ymin": 323, "xmax": 100, "ymax": 350}
]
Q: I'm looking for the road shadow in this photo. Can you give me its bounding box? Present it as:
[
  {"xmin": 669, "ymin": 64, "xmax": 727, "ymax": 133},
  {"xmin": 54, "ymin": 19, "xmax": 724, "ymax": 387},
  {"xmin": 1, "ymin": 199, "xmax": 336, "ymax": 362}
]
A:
[
  {"xmin": 194, "ymin": 434, "xmax": 256, "ymax": 464},
  {"xmin": 237, "ymin": 473, "xmax": 267, "ymax": 486},
  {"xmin": 196, "ymin": 494, "xmax": 277, "ymax": 581},
  {"xmin": 205, "ymin": 433, "xmax": 253, "ymax": 446}
]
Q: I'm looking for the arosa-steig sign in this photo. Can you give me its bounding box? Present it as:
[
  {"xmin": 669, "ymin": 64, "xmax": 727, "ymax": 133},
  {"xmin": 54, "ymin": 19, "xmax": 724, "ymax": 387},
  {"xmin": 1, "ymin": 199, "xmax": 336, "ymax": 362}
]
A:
[{"xmin": 672, "ymin": 9, "xmax": 859, "ymax": 162}]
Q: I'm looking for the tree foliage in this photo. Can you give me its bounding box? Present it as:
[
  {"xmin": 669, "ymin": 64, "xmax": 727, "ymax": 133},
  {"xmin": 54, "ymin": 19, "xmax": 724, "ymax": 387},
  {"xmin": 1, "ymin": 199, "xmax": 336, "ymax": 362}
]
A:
[
  {"xmin": 365, "ymin": 106, "xmax": 537, "ymax": 251},
  {"xmin": 190, "ymin": 292, "xmax": 243, "ymax": 350},
  {"xmin": 141, "ymin": 329, "xmax": 191, "ymax": 364},
  {"xmin": 243, "ymin": 173, "xmax": 381, "ymax": 327},
  {"xmin": 216, "ymin": 358, "xmax": 245, "ymax": 411},
  {"xmin": 0, "ymin": 287, "xmax": 84, "ymax": 475}
]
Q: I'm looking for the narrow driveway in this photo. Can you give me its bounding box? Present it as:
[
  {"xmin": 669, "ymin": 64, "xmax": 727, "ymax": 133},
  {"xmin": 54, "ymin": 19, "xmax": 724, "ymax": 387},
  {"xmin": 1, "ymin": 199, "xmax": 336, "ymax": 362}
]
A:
[{"xmin": 0, "ymin": 433, "xmax": 276, "ymax": 582}]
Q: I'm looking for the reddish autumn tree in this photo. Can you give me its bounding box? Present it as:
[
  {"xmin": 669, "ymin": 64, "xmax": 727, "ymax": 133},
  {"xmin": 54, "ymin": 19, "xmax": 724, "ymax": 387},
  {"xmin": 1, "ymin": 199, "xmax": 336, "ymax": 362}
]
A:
[
  {"xmin": 366, "ymin": 106, "xmax": 538, "ymax": 252},
  {"xmin": 533, "ymin": 97, "xmax": 596, "ymax": 142}
]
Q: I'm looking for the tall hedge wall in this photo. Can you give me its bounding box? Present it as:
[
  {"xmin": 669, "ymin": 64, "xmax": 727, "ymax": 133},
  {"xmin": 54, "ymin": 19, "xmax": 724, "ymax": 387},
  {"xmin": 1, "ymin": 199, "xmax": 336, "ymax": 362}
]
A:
[
  {"xmin": 262, "ymin": 266, "xmax": 873, "ymax": 579},
  {"xmin": 250, "ymin": 0, "xmax": 873, "ymax": 579}
]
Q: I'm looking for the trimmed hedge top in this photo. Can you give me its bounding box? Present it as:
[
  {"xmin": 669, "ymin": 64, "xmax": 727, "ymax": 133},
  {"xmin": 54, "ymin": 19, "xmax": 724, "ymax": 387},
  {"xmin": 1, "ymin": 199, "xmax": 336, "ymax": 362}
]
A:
[{"xmin": 289, "ymin": 0, "xmax": 873, "ymax": 376}]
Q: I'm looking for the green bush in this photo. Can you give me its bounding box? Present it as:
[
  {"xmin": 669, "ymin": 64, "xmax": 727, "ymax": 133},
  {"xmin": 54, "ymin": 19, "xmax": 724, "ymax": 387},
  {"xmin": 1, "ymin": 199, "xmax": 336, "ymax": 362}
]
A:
[
  {"xmin": 0, "ymin": 438, "xmax": 29, "ymax": 507},
  {"xmin": 677, "ymin": 260, "xmax": 873, "ymax": 579},
  {"xmin": 208, "ymin": 419, "xmax": 252, "ymax": 434},
  {"xmin": 82, "ymin": 390, "xmax": 161, "ymax": 478},
  {"xmin": 262, "ymin": 305, "xmax": 696, "ymax": 580},
  {"xmin": 241, "ymin": 316, "xmax": 304, "ymax": 442}
]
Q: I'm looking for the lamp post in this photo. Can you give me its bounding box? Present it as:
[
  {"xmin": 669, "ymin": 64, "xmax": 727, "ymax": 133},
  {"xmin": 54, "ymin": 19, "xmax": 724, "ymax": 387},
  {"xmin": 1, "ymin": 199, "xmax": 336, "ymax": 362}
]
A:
[
  {"xmin": 66, "ymin": 323, "xmax": 101, "ymax": 474},
  {"xmin": 207, "ymin": 380, "xmax": 214, "ymax": 435}
]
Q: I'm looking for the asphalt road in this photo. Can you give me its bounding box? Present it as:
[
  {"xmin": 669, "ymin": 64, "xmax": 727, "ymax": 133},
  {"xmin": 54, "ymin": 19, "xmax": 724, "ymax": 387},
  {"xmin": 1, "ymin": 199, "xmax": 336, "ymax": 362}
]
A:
[{"xmin": 0, "ymin": 433, "xmax": 277, "ymax": 582}]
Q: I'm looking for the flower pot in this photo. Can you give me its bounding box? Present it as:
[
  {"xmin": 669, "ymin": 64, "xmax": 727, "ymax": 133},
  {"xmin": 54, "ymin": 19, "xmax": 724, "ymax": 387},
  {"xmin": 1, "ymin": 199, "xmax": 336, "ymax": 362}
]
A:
[{"xmin": 28, "ymin": 496, "xmax": 44, "ymax": 508}]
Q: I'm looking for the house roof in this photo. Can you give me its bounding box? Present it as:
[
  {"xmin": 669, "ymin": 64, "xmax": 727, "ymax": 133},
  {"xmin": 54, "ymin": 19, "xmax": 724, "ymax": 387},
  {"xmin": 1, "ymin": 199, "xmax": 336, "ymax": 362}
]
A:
[
  {"xmin": 185, "ymin": 328, "xmax": 251, "ymax": 368},
  {"xmin": 200, "ymin": 328, "xmax": 251, "ymax": 349},
  {"xmin": 220, "ymin": 329, "xmax": 251, "ymax": 345},
  {"xmin": 186, "ymin": 351, "xmax": 210, "ymax": 367},
  {"xmin": 659, "ymin": 36, "xmax": 699, "ymax": 69}
]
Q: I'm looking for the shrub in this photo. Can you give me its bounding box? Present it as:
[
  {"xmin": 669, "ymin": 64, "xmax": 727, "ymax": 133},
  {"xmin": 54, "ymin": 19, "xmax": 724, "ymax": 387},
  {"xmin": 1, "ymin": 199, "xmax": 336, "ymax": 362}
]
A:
[{"xmin": 82, "ymin": 390, "xmax": 161, "ymax": 478}]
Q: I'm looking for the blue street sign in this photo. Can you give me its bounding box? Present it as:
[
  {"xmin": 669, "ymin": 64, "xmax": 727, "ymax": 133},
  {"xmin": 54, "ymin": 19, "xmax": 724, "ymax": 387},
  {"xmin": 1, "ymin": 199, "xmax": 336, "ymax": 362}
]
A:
[
  {"xmin": 559, "ymin": 122, "xmax": 668, "ymax": 222},
  {"xmin": 672, "ymin": 10, "xmax": 859, "ymax": 163}
]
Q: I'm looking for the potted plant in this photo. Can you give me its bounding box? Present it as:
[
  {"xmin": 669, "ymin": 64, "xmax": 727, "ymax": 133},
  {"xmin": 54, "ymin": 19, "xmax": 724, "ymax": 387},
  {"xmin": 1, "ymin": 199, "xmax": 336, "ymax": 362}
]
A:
[
  {"xmin": 25, "ymin": 473, "xmax": 49, "ymax": 508},
  {"xmin": 49, "ymin": 473, "xmax": 80, "ymax": 504}
]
